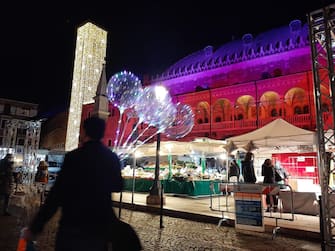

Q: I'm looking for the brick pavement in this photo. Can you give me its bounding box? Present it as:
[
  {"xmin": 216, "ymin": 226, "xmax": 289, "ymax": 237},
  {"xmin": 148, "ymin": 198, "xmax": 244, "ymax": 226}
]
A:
[{"xmin": 0, "ymin": 186, "xmax": 321, "ymax": 251}]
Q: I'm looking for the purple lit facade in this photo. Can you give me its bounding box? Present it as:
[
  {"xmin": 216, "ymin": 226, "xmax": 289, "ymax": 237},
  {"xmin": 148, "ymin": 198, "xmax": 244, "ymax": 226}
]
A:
[{"xmin": 82, "ymin": 19, "xmax": 332, "ymax": 146}]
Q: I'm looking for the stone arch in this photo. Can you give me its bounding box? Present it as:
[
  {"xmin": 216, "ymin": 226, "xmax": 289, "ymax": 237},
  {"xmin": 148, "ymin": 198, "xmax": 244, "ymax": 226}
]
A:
[
  {"xmin": 196, "ymin": 101, "xmax": 210, "ymax": 124},
  {"xmin": 212, "ymin": 99, "xmax": 232, "ymax": 122},
  {"xmin": 235, "ymin": 95, "xmax": 255, "ymax": 120},
  {"xmin": 259, "ymin": 91, "xmax": 280, "ymax": 118},
  {"xmin": 284, "ymin": 87, "xmax": 308, "ymax": 116}
]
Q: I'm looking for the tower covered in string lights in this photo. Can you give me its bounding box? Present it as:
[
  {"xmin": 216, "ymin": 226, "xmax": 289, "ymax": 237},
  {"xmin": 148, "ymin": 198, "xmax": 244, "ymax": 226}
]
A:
[{"xmin": 65, "ymin": 22, "xmax": 107, "ymax": 151}]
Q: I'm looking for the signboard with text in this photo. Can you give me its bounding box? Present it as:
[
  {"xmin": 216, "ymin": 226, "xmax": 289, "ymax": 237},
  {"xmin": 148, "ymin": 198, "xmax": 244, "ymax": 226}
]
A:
[{"xmin": 234, "ymin": 192, "xmax": 264, "ymax": 232}]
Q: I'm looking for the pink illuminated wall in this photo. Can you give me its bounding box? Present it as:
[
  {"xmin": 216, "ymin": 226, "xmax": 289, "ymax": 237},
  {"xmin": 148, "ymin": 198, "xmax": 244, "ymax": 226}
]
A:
[{"xmin": 272, "ymin": 152, "xmax": 318, "ymax": 184}]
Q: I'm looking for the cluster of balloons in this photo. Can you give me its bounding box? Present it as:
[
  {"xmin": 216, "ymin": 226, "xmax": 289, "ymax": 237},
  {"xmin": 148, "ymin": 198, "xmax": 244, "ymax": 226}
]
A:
[{"xmin": 106, "ymin": 70, "xmax": 194, "ymax": 151}]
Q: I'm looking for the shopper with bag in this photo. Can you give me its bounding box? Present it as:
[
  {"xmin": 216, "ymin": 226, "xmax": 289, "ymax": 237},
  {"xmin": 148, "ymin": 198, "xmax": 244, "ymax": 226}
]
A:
[{"xmin": 22, "ymin": 116, "xmax": 142, "ymax": 251}]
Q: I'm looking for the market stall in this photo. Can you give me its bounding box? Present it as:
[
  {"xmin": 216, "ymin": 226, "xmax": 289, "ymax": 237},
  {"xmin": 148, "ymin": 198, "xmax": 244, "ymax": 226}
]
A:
[
  {"xmin": 226, "ymin": 118, "xmax": 319, "ymax": 192},
  {"xmin": 121, "ymin": 138, "xmax": 228, "ymax": 196}
]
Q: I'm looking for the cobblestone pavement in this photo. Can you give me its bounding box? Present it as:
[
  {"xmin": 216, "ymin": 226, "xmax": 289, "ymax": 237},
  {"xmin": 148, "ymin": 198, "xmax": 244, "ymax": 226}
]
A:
[
  {"xmin": 0, "ymin": 187, "xmax": 321, "ymax": 251},
  {"xmin": 2, "ymin": 208, "xmax": 321, "ymax": 251}
]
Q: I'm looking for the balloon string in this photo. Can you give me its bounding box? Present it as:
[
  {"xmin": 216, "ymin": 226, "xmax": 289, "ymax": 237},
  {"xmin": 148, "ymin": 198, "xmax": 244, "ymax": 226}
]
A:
[
  {"xmin": 121, "ymin": 120, "xmax": 141, "ymax": 148},
  {"xmin": 128, "ymin": 127, "xmax": 163, "ymax": 156},
  {"xmin": 118, "ymin": 124, "xmax": 151, "ymax": 160},
  {"xmin": 116, "ymin": 115, "xmax": 131, "ymax": 151},
  {"xmin": 113, "ymin": 110, "xmax": 124, "ymax": 149},
  {"xmin": 127, "ymin": 125, "xmax": 150, "ymax": 148}
]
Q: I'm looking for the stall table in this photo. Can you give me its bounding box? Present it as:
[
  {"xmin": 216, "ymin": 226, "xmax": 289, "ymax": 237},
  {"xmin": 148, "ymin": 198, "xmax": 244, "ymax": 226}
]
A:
[{"xmin": 123, "ymin": 178, "xmax": 222, "ymax": 197}]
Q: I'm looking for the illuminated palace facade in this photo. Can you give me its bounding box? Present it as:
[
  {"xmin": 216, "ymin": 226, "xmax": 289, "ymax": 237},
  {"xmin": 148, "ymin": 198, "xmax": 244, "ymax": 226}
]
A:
[{"xmin": 81, "ymin": 19, "xmax": 332, "ymax": 147}]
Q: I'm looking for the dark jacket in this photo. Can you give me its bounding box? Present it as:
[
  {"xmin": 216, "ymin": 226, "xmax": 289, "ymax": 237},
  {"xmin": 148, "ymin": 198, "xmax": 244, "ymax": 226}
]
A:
[
  {"xmin": 241, "ymin": 160, "xmax": 256, "ymax": 183},
  {"xmin": 228, "ymin": 161, "xmax": 240, "ymax": 179},
  {"xmin": 262, "ymin": 163, "xmax": 275, "ymax": 184},
  {"xmin": 29, "ymin": 140, "xmax": 123, "ymax": 237},
  {"xmin": 0, "ymin": 158, "xmax": 14, "ymax": 195}
]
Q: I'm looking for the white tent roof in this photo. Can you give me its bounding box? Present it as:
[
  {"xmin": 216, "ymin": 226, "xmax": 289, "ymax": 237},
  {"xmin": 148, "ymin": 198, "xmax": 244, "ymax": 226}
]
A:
[
  {"xmin": 226, "ymin": 118, "xmax": 316, "ymax": 148},
  {"xmin": 130, "ymin": 138, "xmax": 226, "ymax": 157}
]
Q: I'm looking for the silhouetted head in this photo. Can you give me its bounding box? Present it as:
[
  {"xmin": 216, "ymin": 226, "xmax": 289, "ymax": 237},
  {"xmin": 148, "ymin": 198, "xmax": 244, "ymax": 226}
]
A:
[
  {"xmin": 244, "ymin": 152, "xmax": 253, "ymax": 161},
  {"xmin": 38, "ymin": 160, "xmax": 48, "ymax": 170},
  {"xmin": 4, "ymin": 153, "xmax": 14, "ymax": 161},
  {"xmin": 83, "ymin": 116, "xmax": 106, "ymax": 141},
  {"xmin": 264, "ymin": 158, "xmax": 272, "ymax": 166}
]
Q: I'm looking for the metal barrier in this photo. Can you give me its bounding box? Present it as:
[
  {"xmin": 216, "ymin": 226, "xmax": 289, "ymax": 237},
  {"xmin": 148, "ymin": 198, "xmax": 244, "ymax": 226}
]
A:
[{"xmin": 210, "ymin": 182, "xmax": 295, "ymax": 239}]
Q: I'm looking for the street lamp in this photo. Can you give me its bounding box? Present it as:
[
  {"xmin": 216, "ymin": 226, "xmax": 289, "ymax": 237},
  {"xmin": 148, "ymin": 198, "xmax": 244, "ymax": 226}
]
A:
[
  {"xmin": 146, "ymin": 85, "xmax": 170, "ymax": 205},
  {"xmin": 146, "ymin": 132, "xmax": 163, "ymax": 205}
]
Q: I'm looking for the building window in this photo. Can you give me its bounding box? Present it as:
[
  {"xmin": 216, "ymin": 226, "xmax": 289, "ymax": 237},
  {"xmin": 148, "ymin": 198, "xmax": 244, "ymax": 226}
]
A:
[
  {"xmin": 4, "ymin": 104, "xmax": 10, "ymax": 114},
  {"xmin": 17, "ymin": 128, "xmax": 26, "ymax": 136},
  {"xmin": 236, "ymin": 114, "xmax": 243, "ymax": 120},
  {"xmin": 271, "ymin": 109, "xmax": 278, "ymax": 117},
  {"xmin": 294, "ymin": 106, "xmax": 302, "ymax": 114},
  {"xmin": 1, "ymin": 120, "xmax": 7, "ymax": 129},
  {"xmin": 303, "ymin": 105, "xmax": 309, "ymax": 114},
  {"xmin": 215, "ymin": 117, "xmax": 221, "ymax": 122},
  {"xmin": 17, "ymin": 138, "xmax": 25, "ymax": 146}
]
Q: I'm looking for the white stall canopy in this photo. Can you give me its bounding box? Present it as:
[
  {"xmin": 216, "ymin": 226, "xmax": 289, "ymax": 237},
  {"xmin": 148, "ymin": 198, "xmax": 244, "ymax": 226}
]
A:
[
  {"xmin": 132, "ymin": 138, "xmax": 226, "ymax": 157},
  {"xmin": 226, "ymin": 118, "xmax": 316, "ymax": 149}
]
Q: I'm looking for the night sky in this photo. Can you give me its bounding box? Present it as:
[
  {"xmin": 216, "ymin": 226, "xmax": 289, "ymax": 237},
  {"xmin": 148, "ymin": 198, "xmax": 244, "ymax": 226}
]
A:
[{"xmin": 3, "ymin": 1, "xmax": 332, "ymax": 117}]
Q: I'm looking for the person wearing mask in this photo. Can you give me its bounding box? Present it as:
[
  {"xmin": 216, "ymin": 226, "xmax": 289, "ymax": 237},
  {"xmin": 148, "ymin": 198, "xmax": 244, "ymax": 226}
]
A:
[
  {"xmin": 0, "ymin": 153, "xmax": 14, "ymax": 216},
  {"xmin": 262, "ymin": 158, "xmax": 278, "ymax": 212},
  {"xmin": 23, "ymin": 116, "xmax": 124, "ymax": 250},
  {"xmin": 241, "ymin": 152, "xmax": 256, "ymax": 183}
]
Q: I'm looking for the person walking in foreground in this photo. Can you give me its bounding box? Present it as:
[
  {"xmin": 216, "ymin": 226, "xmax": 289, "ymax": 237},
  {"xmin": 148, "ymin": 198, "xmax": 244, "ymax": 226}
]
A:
[
  {"xmin": 241, "ymin": 152, "xmax": 256, "ymax": 183},
  {"xmin": 23, "ymin": 116, "xmax": 126, "ymax": 251},
  {"xmin": 262, "ymin": 158, "xmax": 278, "ymax": 212},
  {"xmin": 0, "ymin": 153, "xmax": 14, "ymax": 216}
]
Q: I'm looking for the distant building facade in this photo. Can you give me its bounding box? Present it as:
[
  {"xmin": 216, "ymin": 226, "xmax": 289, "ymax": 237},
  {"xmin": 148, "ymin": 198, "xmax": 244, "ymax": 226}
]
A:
[
  {"xmin": 40, "ymin": 110, "xmax": 68, "ymax": 151},
  {"xmin": 0, "ymin": 98, "xmax": 41, "ymax": 166}
]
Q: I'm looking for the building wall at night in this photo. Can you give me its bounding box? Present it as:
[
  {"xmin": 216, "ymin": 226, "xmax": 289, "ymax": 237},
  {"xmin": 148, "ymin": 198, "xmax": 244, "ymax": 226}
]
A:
[
  {"xmin": 65, "ymin": 22, "xmax": 107, "ymax": 151},
  {"xmin": 40, "ymin": 110, "xmax": 68, "ymax": 151},
  {"xmin": 81, "ymin": 19, "xmax": 333, "ymax": 146},
  {"xmin": 0, "ymin": 98, "xmax": 41, "ymax": 160}
]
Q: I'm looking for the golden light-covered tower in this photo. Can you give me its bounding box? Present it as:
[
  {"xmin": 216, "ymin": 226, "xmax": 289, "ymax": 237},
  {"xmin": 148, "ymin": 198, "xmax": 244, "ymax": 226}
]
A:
[{"xmin": 65, "ymin": 22, "xmax": 107, "ymax": 151}]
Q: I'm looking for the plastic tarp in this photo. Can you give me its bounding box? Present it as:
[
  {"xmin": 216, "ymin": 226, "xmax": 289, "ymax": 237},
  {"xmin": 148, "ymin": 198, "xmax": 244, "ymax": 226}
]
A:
[{"xmin": 226, "ymin": 118, "xmax": 316, "ymax": 148}]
